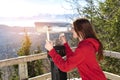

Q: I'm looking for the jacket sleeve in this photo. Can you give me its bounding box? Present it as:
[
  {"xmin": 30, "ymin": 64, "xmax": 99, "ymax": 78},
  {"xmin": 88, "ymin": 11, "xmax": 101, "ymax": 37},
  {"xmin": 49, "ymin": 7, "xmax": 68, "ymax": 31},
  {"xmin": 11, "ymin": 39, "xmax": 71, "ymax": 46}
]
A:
[
  {"xmin": 48, "ymin": 45, "xmax": 86, "ymax": 72},
  {"xmin": 64, "ymin": 43, "xmax": 74, "ymax": 57}
]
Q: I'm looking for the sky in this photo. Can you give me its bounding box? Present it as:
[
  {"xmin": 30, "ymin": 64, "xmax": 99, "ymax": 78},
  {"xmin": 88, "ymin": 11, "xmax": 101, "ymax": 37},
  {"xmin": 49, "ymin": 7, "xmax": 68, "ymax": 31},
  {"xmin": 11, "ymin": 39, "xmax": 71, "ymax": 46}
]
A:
[
  {"xmin": 0, "ymin": 0, "xmax": 71, "ymax": 17},
  {"xmin": 0, "ymin": 0, "xmax": 85, "ymax": 26}
]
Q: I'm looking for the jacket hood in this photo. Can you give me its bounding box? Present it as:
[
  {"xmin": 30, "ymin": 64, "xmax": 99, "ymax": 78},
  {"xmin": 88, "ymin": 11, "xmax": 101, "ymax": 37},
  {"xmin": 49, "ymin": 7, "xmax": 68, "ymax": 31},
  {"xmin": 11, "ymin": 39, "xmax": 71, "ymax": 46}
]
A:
[{"xmin": 82, "ymin": 38, "xmax": 100, "ymax": 51}]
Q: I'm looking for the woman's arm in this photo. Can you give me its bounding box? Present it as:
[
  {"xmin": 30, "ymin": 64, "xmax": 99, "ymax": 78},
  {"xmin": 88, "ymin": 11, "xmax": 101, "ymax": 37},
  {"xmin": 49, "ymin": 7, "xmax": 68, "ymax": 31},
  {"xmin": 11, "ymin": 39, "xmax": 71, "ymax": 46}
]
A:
[
  {"xmin": 48, "ymin": 45, "xmax": 86, "ymax": 72},
  {"xmin": 64, "ymin": 43, "xmax": 74, "ymax": 57}
]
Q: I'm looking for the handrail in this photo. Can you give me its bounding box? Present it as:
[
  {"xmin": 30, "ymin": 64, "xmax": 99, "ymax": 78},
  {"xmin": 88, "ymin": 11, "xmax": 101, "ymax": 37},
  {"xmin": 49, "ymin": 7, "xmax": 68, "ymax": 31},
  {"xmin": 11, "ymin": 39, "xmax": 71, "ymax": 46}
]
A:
[
  {"xmin": 104, "ymin": 71, "xmax": 120, "ymax": 80},
  {"xmin": 0, "ymin": 52, "xmax": 48, "ymax": 80},
  {"xmin": 72, "ymin": 47, "xmax": 120, "ymax": 59},
  {"xmin": 0, "ymin": 50, "xmax": 120, "ymax": 80},
  {"xmin": 104, "ymin": 50, "xmax": 120, "ymax": 59},
  {"xmin": 0, "ymin": 50, "xmax": 120, "ymax": 68},
  {"xmin": 0, "ymin": 52, "xmax": 47, "ymax": 68},
  {"xmin": 29, "ymin": 73, "xmax": 51, "ymax": 80}
]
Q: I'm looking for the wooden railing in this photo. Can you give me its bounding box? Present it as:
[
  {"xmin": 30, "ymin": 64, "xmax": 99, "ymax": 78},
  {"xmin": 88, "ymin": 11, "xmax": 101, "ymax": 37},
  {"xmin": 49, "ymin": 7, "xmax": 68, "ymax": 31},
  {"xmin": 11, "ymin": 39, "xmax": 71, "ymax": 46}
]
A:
[
  {"xmin": 0, "ymin": 52, "xmax": 48, "ymax": 80},
  {"xmin": 0, "ymin": 50, "xmax": 120, "ymax": 80}
]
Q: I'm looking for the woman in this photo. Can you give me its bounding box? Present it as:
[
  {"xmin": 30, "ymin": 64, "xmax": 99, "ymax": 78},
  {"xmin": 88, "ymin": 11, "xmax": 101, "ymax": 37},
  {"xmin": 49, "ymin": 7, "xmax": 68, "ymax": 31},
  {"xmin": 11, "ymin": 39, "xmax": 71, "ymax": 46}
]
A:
[{"xmin": 45, "ymin": 18, "xmax": 107, "ymax": 80}]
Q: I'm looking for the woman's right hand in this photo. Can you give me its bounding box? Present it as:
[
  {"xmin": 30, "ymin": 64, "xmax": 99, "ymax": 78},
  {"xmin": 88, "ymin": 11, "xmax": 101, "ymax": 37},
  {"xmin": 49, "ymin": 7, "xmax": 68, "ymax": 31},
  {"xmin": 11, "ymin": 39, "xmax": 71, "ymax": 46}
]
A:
[
  {"xmin": 59, "ymin": 33, "xmax": 67, "ymax": 44},
  {"xmin": 45, "ymin": 40, "xmax": 53, "ymax": 51}
]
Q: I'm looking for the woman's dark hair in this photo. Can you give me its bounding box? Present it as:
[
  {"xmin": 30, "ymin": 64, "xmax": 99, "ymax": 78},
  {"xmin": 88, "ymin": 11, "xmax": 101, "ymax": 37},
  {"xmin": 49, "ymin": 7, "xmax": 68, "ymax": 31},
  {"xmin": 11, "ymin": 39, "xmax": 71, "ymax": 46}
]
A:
[{"xmin": 73, "ymin": 18, "xmax": 103, "ymax": 61}]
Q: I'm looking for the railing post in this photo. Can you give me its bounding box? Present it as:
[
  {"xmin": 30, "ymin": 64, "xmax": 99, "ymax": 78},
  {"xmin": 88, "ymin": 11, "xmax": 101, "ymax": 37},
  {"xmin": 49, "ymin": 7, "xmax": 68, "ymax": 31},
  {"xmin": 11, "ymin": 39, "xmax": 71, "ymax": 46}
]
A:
[{"xmin": 19, "ymin": 63, "xmax": 28, "ymax": 80}]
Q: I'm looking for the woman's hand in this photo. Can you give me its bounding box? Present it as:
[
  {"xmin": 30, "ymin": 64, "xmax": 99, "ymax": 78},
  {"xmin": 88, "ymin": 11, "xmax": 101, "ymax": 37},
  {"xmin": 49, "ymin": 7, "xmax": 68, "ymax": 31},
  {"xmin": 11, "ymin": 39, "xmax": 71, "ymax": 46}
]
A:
[
  {"xmin": 59, "ymin": 33, "xmax": 67, "ymax": 44},
  {"xmin": 45, "ymin": 40, "xmax": 53, "ymax": 51}
]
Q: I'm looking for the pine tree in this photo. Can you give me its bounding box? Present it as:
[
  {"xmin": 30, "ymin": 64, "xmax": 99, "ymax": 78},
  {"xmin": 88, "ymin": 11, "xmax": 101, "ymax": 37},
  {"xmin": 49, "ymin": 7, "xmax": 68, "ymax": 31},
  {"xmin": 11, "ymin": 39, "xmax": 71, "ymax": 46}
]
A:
[
  {"xmin": 17, "ymin": 32, "xmax": 31, "ymax": 56},
  {"xmin": 98, "ymin": 0, "xmax": 120, "ymax": 52},
  {"xmin": 17, "ymin": 29, "xmax": 43, "ymax": 78}
]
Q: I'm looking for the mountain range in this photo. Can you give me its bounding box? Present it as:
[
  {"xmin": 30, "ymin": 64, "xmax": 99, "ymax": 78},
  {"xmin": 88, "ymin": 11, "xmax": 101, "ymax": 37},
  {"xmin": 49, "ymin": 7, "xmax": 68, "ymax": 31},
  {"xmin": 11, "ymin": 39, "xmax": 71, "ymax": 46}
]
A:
[
  {"xmin": 0, "ymin": 21, "xmax": 72, "ymax": 60},
  {"xmin": 0, "ymin": 13, "xmax": 79, "ymax": 27}
]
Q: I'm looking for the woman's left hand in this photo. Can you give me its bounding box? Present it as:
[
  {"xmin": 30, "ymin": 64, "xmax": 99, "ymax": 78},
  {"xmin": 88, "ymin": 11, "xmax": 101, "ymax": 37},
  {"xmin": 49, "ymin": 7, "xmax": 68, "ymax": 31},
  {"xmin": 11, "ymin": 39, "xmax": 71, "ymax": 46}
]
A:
[{"xmin": 45, "ymin": 40, "xmax": 53, "ymax": 51}]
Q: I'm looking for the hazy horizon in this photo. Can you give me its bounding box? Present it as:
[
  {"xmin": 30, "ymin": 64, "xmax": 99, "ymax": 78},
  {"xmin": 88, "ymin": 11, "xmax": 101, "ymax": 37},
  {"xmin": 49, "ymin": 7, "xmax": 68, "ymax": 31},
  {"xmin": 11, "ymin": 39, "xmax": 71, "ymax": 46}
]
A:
[
  {"xmin": 0, "ymin": 0, "xmax": 86, "ymax": 27},
  {"xmin": 0, "ymin": 13, "xmax": 73, "ymax": 27}
]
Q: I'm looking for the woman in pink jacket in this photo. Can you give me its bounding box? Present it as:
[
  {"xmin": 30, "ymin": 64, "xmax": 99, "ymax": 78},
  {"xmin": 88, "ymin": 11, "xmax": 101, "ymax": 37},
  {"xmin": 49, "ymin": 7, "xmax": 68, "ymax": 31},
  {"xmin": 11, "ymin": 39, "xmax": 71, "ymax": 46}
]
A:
[{"xmin": 45, "ymin": 18, "xmax": 107, "ymax": 80}]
